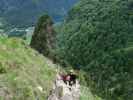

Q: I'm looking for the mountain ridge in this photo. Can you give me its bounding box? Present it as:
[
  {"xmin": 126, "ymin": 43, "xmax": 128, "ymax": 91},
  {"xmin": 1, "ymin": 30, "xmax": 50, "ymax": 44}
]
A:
[{"xmin": 0, "ymin": 0, "xmax": 78, "ymax": 27}]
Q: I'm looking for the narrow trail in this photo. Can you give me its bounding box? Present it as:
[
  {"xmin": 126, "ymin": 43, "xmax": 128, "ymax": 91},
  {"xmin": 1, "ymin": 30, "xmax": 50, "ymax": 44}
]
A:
[
  {"xmin": 48, "ymin": 74, "xmax": 80, "ymax": 100},
  {"xmin": 44, "ymin": 57, "xmax": 81, "ymax": 100}
]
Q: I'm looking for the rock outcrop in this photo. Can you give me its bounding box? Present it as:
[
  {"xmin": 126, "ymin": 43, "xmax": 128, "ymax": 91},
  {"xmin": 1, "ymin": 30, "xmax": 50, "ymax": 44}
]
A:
[{"xmin": 48, "ymin": 74, "xmax": 80, "ymax": 100}]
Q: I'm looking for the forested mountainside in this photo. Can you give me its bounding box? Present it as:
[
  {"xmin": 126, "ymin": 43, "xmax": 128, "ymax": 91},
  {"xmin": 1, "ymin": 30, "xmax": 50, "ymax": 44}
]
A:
[
  {"xmin": 0, "ymin": 0, "xmax": 77, "ymax": 27},
  {"xmin": 0, "ymin": 0, "xmax": 133, "ymax": 100},
  {"xmin": 56, "ymin": 0, "xmax": 133, "ymax": 100}
]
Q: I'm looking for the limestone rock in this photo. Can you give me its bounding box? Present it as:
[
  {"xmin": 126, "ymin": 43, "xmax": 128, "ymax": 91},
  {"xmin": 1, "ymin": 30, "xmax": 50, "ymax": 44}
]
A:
[{"xmin": 48, "ymin": 74, "xmax": 80, "ymax": 100}]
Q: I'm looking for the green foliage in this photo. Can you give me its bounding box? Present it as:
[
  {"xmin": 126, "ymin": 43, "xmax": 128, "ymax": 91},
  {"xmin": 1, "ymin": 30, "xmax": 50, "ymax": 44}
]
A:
[
  {"xmin": 56, "ymin": 0, "xmax": 133, "ymax": 99},
  {"xmin": 0, "ymin": 36, "xmax": 57, "ymax": 99},
  {"xmin": 80, "ymin": 86, "xmax": 103, "ymax": 100},
  {"xmin": 30, "ymin": 14, "xmax": 56, "ymax": 59}
]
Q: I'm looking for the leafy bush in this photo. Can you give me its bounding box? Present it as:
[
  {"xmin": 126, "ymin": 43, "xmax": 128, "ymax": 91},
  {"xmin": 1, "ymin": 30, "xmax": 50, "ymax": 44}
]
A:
[{"xmin": 56, "ymin": 0, "xmax": 133, "ymax": 99}]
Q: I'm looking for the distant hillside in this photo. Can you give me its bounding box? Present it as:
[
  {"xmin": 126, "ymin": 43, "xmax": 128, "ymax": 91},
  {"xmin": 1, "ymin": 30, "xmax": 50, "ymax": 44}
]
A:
[
  {"xmin": 0, "ymin": 36, "xmax": 57, "ymax": 99},
  {"xmin": 0, "ymin": 0, "xmax": 78, "ymax": 27}
]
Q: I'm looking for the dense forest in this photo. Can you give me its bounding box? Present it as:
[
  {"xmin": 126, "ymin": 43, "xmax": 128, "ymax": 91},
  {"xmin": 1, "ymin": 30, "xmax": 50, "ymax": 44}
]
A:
[{"xmin": 56, "ymin": 0, "xmax": 133, "ymax": 100}]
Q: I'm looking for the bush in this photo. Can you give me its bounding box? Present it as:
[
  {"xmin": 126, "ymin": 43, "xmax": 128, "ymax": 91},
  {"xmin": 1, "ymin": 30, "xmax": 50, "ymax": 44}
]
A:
[{"xmin": 56, "ymin": 0, "xmax": 133, "ymax": 99}]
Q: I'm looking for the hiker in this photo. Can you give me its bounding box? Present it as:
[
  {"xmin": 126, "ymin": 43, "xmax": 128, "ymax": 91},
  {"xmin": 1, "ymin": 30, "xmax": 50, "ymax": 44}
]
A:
[
  {"xmin": 60, "ymin": 74, "xmax": 70, "ymax": 85},
  {"xmin": 59, "ymin": 70, "xmax": 77, "ymax": 86},
  {"xmin": 67, "ymin": 70, "xmax": 77, "ymax": 86}
]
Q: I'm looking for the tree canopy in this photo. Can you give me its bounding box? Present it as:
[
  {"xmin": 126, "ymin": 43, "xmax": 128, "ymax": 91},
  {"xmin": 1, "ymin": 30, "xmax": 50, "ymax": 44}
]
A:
[{"xmin": 56, "ymin": 0, "xmax": 133, "ymax": 99}]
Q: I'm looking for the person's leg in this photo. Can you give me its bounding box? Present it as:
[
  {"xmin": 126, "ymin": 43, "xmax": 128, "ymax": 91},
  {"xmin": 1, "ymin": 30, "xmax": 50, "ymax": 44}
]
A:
[
  {"xmin": 69, "ymin": 81, "xmax": 72, "ymax": 86},
  {"xmin": 70, "ymin": 75, "xmax": 76, "ymax": 85}
]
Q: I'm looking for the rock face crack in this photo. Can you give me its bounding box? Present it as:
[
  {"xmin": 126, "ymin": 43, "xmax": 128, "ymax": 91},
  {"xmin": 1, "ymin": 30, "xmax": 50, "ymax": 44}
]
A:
[{"xmin": 48, "ymin": 74, "xmax": 80, "ymax": 100}]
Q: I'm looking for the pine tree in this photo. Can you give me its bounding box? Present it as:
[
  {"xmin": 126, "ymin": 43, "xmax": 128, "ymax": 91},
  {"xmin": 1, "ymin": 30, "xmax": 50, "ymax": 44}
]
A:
[{"xmin": 30, "ymin": 14, "xmax": 56, "ymax": 59}]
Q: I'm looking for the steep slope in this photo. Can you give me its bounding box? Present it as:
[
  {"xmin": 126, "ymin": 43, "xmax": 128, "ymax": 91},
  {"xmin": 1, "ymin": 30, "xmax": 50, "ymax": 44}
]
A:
[
  {"xmin": 56, "ymin": 0, "xmax": 133, "ymax": 100},
  {"xmin": 0, "ymin": 36, "xmax": 57, "ymax": 99},
  {"xmin": 0, "ymin": 36, "xmax": 106, "ymax": 100}
]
